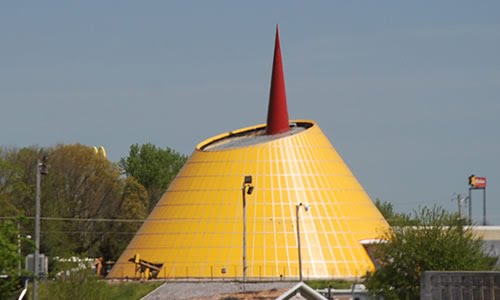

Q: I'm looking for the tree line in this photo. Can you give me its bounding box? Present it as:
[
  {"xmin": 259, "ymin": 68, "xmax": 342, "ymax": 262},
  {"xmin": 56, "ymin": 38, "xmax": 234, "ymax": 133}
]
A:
[{"xmin": 0, "ymin": 143, "xmax": 186, "ymax": 296}]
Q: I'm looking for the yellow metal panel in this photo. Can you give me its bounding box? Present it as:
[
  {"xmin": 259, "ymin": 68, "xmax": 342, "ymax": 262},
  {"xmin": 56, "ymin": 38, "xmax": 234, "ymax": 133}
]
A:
[{"xmin": 108, "ymin": 121, "xmax": 389, "ymax": 280}]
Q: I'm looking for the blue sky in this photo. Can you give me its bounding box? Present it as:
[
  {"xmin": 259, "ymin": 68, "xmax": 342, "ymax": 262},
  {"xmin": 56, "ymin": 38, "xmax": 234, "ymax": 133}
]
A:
[{"xmin": 1, "ymin": 2, "xmax": 499, "ymax": 223}]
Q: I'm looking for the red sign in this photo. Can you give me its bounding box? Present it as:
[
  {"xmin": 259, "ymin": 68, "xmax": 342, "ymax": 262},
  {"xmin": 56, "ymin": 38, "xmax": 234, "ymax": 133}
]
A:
[{"xmin": 469, "ymin": 175, "xmax": 487, "ymax": 188}]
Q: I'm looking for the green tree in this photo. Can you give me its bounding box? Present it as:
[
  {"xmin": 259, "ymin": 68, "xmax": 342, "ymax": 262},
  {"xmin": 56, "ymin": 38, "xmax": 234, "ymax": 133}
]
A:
[
  {"xmin": 374, "ymin": 198, "xmax": 411, "ymax": 226},
  {"xmin": 365, "ymin": 206, "xmax": 496, "ymax": 300},
  {"xmin": 0, "ymin": 219, "xmax": 32, "ymax": 298},
  {"xmin": 119, "ymin": 143, "xmax": 187, "ymax": 211},
  {"xmin": 0, "ymin": 147, "xmax": 39, "ymax": 218},
  {"xmin": 0, "ymin": 147, "xmax": 42, "ymax": 282},
  {"xmin": 0, "ymin": 144, "xmax": 150, "ymax": 263},
  {"xmin": 99, "ymin": 177, "xmax": 148, "ymax": 260},
  {"xmin": 40, "ymin": 144, "xmax": 124, "ymax": 257},
  {"xmin": 0, "ymin": 150, "xmax": 20, "ymax": 216}
]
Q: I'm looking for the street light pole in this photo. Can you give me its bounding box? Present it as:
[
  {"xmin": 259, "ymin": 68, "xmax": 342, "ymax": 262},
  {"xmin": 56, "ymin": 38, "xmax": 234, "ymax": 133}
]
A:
[
  {"xmin": 468, "ymin": 188, "xmax": 472, "ymax": 225},
  {"xmin": 33, "ymin": 158, "xmax": 47, "ymax": 300},
  {"xmin": 242, "ymin": 182, "xmax": 247, "ymax": 282},
  {"xmin": 296, "ymin": 203, "xmax": 309, "ymax": 282},
  {"xmin": 242, "ymin": 175, "xmax": 253, "ymax": 282}
]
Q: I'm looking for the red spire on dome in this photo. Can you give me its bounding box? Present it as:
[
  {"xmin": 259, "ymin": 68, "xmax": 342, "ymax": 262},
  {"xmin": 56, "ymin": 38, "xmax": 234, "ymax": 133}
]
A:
[{"xmin": 266, "ymin": 25, "xmax": 290, "ymax": 135}]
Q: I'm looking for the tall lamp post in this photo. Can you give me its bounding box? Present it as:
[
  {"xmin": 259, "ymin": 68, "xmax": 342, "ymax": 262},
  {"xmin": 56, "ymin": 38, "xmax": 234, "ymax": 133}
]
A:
[
  {"xmin": 296, "ymin": 202, "xmax": 310, "ymax": 282},
  {"xmin": 34, "ymin": 157, "xmax": 48, "ymax": 300},
  {"xmin": 242, "ymin": 175, "xmax": 254, "ymax": 282}
]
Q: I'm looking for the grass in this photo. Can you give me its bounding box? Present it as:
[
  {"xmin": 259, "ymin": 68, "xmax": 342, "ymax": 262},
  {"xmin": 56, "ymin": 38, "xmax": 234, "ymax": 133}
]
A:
[
  {"xmin": 104, "ymin": 281, "xmax": 162, "ymax": 299},
  {"xmin": 34, "ymin": 270, "xmax": 161, "ymax": 300},
  {"xmin": 305, "ymin": 279, "xmax": 356, "ymax": 290}
]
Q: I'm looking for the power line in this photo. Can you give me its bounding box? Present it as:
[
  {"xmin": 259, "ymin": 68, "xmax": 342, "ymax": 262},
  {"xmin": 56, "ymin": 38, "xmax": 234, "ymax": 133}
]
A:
[
  {"xmin": 18, "ymin": 232, "xmax": 136, "ymax": 235},
  {"xmin": 0, "ymin": 216, "xmax": 145, "ymax": 223}
]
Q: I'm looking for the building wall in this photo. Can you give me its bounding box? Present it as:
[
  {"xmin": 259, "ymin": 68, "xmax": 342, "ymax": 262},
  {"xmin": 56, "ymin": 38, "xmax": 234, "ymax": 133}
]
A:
[{"xmin": 420, "ymin": 271, "xmax": 500, "ymax": 300}]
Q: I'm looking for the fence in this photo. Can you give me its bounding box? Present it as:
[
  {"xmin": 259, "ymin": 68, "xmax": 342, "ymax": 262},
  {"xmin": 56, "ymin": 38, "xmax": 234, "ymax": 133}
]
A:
[
  {"xmin": 109, "ymin": 262, "xmax": 363, "ymax": 281},
  {"xmin": 420, "ymin": 271, "xmax": 500, "ymax": 300}
]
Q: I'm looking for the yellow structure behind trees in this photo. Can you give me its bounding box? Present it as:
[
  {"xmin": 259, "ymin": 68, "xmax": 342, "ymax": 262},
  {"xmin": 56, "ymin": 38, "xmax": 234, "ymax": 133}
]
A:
[
  {"xmin": 108, "ymin": 28, "xmax": 389, "ymax": 280},
  {"xmin": 107, "ymin": 121, "xmax": 389, "ymax": 280}
]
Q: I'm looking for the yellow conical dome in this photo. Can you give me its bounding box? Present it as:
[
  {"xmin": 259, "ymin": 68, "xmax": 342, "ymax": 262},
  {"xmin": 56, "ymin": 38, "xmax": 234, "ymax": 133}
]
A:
[
  {"xmin": 108, "ymin": 121, "xmax": 389, "ymax": 280},
  {"xmin": 108, "ymin": 28, "xmax": 389, "ymax": 280}
]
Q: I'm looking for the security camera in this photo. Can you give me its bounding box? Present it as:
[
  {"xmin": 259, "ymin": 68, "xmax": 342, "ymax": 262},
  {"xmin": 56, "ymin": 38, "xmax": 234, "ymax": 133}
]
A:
[{"xmin": 247, "ymin": 186, "xmax": 254, "ymax": 195}]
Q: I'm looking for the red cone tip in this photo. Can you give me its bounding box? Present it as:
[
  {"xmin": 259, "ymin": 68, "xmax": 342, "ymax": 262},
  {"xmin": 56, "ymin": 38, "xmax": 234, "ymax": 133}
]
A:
[{"xmin": 266, "ymin": 26, "xmax": 290, "ymax": 135}]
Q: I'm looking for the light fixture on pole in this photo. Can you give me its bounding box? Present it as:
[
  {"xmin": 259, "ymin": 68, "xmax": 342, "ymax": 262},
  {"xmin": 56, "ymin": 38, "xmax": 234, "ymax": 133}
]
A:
[
  {"xmin": 296, "ymin": 202, "xmax": 310, "ymax": 282},
  {"xmin": 33, "ymin": 156, "xmax": 47, "ymax": 300},
  {"xmin": 242, "ymin": 175, "xmax": 254, "ymax": 282}
]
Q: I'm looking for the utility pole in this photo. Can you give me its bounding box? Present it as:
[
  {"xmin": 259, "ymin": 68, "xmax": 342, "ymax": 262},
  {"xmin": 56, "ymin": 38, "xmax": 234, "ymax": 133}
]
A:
[
  {"xmin": 453, "ymin": 193, "xmax": 466, "ymax": 219},
  {"xmin": 33, "ymin": 157, "xmax": 47, "ymax": 300}
]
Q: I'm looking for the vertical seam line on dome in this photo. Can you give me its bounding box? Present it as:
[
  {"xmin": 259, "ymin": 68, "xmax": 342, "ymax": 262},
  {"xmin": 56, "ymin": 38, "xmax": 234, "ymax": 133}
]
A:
[
  {"xmin": 320, "ymin": 146, "xmax": 343, "ymax": 276},
  {"xmin": 277, "ymin": 144, "xmax": 291, "ymax": 279},
  {"xmin": 270, "ymin": 147, "xmax": 279, "ymax": 277},
  {"xmin": 255, "ymin": 146, "xmax": 262, "ymax": 278},
  {"xmin": 280, "ymin": 141, "xmax": 299, "ymax": 276},
  {"xmin": 286, "ymin": 137, "xmax": 315, "ymax": 277},
  {"xmin": 304, "ymin": 133, "xmax": 332, "ymax": 277},
  {"xmin": 296, "ymin": 134, "xmax": 323, "ymax": 277},
  {"xmin": 251, "ymin": 173, "xmax": 257, "ymax": 277}
]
